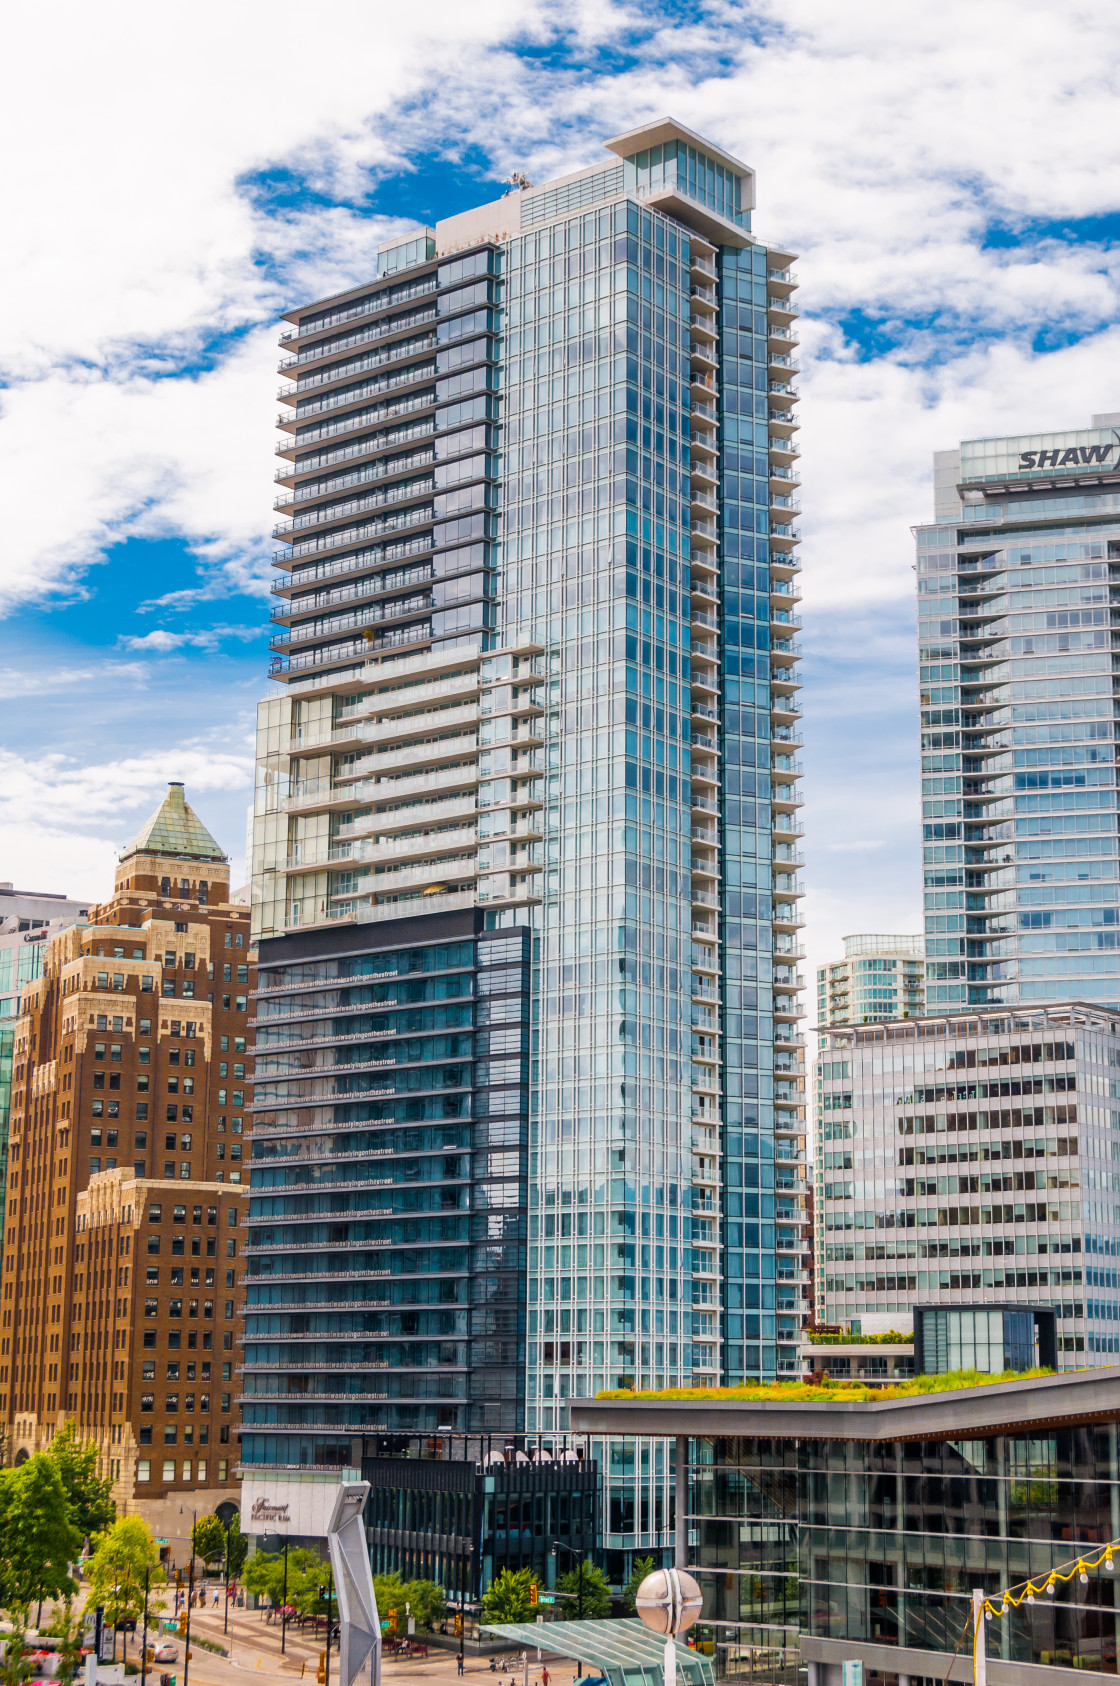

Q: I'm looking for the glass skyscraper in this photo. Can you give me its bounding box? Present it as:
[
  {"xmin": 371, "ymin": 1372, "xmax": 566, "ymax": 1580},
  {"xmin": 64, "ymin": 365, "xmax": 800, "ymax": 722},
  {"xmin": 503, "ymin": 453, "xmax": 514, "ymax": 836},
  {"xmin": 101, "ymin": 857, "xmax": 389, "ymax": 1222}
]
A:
[
  {"xmin": 919, "ymin": 414, "xmax": 1120, "ymax": 1010},
  {"xmin": 247, "ymin": 119, "xmax": 805, "ymax": 1578}
]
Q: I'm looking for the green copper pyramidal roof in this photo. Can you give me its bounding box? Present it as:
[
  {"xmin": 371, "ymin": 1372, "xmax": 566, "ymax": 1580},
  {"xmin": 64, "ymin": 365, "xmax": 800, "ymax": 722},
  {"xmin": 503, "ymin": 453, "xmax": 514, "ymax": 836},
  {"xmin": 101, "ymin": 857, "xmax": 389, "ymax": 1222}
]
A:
[{"xmin": 120, "ymin": 782, "xmax": 228, "ymax": 865}]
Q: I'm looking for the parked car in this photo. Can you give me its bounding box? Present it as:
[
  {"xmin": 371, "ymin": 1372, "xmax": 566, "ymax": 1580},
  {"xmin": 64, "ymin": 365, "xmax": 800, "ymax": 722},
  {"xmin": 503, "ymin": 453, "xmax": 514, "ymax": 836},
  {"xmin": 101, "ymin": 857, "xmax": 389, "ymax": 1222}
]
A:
[{"xmin": 152, "ymin": 1644, "xmax": 178, "ymax": 1663}]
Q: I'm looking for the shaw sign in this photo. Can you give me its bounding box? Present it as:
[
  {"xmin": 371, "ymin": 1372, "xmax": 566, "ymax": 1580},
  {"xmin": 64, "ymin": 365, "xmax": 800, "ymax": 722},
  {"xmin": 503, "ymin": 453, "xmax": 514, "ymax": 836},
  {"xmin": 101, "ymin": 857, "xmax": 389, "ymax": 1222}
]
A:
[{"xmin": 1019, "ymin": 445, "xmax": 1114, "ymax": 469}]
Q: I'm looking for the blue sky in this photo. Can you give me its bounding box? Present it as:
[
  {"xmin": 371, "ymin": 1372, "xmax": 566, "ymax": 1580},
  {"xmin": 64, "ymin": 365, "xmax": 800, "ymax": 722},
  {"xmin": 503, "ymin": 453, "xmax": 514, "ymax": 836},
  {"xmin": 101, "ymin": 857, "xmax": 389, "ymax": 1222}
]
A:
[{"xmin": 3, "ymin": 0, "xmax": 1120, "ymax": 989}]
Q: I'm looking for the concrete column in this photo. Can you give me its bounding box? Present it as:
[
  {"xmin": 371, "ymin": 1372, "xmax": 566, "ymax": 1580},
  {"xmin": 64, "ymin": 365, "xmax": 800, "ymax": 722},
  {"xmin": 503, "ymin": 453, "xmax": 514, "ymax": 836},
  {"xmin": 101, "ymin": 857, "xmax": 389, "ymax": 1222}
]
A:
[
  {"xmin": 805, "ymin": 1664, "xmax": 819, "ymax": 1686},
  {"xmin": 675, "ymin": 1434, "xmax": 688, "ymax": 1567},
  {"xmin": 897, "ymin": 1674, "xmax": 910, "ymax": 1685}
]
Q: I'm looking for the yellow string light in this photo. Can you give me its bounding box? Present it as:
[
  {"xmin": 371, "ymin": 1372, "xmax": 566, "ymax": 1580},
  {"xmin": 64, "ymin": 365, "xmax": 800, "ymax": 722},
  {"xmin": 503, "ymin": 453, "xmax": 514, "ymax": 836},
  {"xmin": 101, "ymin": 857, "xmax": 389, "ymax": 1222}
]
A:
[{"xmin": 984, "ymin": 1540, "xmax": 1120, "ymax": 1621}]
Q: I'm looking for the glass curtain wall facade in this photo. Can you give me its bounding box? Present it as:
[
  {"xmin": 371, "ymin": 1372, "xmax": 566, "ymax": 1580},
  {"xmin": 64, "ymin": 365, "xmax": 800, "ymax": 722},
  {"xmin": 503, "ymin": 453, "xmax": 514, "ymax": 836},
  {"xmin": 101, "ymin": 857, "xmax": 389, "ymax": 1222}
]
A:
[
  {"xmin": 250, "ymin": 119, "xmax": 805, "ymax": 1577},
  {"xmin": 919, "ymin": 417, "xmax": 1120, "ymax": 1011},
  {"xmin": 815, "ymin": 1000, "xmax": 1120, "ymax": 1362},
  {"xmin": 690, "ymin": 1426, "xmax": 1120, "ymax": 1681}
]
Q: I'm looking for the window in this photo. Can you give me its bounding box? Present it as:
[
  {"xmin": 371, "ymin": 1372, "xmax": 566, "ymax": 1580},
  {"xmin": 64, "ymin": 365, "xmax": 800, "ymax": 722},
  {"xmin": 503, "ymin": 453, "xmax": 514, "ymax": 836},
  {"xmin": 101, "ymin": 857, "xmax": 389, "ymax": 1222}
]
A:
[
  {"xmin": 110, "ymin": 1044, "xmax": 122, "ymax": 1062},
  {"xmin": 162, "ymin": 1459, "xmax": 175, "ymax": 1481},
  {"xmin": 137, "ymin": 1460, "xmax": 151, "ymax": 1484},
  {"xmin": 180, "ymin": 1163, "xmax": 191, "ymax": 1180},
  {"xmin": 169, "ymin": 1299, "xmax": 182, "ymax": 1318},
  {"xmin": 139, "ymin": 1018, "xmax": 152, "ymax": 1034},
  {"xmin": 197, "ymin": 1458, "xmax": 208, "ymax": 1481},
  {"xmin": 139, "ymin": 1426, "xmax": 152, "ymax": 1444},
  {"xmin": 166, "ymin": 1106, "xmax": 178, "ymax": 1122},
  {"xmin": 148, "ymin": 1204, "xmax": 162, "ymax": 1223},
  {"xmin": 140, "ymin": 1394, "xmax": 154, "ymax": 1413},
  {"xmin": 165, "ymin": 1393, "xmax": 179, "ymax": 1412},
  {"xmin": 143, "ymin": 1331, "xmax": 156, "ymax": 1349},
  {"xmin": 218, "ymin": 1459, "xmax": 228, "ymax": 1481},
  {"xmin": 163, "ymin": 1426, "xmax": 177, "ymax": 1445},
  {"xmin": 147, "ymin": 1235, "xmax": 160, "ymax": 1255}
]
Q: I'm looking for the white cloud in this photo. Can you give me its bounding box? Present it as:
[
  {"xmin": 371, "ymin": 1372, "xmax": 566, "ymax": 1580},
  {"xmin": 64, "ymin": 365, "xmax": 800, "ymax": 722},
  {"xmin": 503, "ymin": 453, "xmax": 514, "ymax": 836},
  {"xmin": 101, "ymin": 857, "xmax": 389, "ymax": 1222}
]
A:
[
  {"xmin": 0, "ymin": 662, "xmax": 150, "ymax": 698},
  {"xmin": 0, "ymin": 745, "xmax": 254, "ymax": 900},
  {"xmin": 118, "ymin": 625, "xmax": 263, "ymax": 653}
]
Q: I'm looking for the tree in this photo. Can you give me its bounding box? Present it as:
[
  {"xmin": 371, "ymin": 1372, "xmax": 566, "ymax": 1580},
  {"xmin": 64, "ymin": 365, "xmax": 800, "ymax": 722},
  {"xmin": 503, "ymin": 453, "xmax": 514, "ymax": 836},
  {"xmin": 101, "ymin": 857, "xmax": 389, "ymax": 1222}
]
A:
[
  {"xmin": 622, "ymin": 1557, "xmax": 656, "ymax": 1614},
  {"xmin": 555, "ymin": 1561, "xmax": 611, "ymax": 1621},
  {"xmin": 0, "ymin": 1618, "xmax": 32, "ymax": 1686},
  {"xmin": 241, "ymin": 1548, "xmax": 322, "ymax": 1612},
  {"xmin": 0, "ymin": 1455, "xmax": 81, "ymax": 1615},
  {"xmin": 44, "ymin": 1424, "xmax": 115, "ymax": 1543},
  {"xmin": 402, "ymin": 1579, "xmax": 446, "ymax": 1632},
  {"xmin": 191, "ymin": 1516, "xmax": 226, "ymax": 1567},
  {"xmin": 84, "ymin": 1518, "xmax": 166, "ymax": 1634},
  {"xmin": 44, "ymin": 1601, "xmax": 84, "ymax": 1682},
  {"xmin": 225, "ymin": 1514, "xmax": 249, "ymax": 1579},
  {"xmin": 481, "ymin": 1568, "xmax": 536, "ymax": 1625}
]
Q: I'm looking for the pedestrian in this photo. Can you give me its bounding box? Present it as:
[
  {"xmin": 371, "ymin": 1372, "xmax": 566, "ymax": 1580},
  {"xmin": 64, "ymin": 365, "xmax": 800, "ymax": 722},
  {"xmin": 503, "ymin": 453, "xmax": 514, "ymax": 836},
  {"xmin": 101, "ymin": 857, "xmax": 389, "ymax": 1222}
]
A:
[
  {"xmin": 457, "ymin": 1654, "xmax": 465, "ymax": 1677},
  {"xmin": 542, "ymin": 1667, "xmax": 550, "ymax": 1686}
]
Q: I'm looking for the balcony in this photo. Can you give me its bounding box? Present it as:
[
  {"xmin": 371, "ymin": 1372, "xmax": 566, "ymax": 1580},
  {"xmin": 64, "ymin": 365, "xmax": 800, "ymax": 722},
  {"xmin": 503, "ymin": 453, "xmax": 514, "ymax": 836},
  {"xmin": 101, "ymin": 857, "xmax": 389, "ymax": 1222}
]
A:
[
  {"xmin": 691, "ymin": 611, "xmax": 719, "ymax": 634},
  {"xmin": 277, "ymin": 305, "xmax": 438, "ymax": 374},
  {"xmin": 278, "ymin": 276, "xmax": 438, "ymax": 346},
  {"xmin": 691, "ymin": 400, "xmax": 718, "ymax": 425},
  {"xmin": 691, "ymin": 256, "xmax": 717, "ymax": 280},
  {"xmin": 275, "ymin": 387, "xmax": 436, "ymax": 456}
]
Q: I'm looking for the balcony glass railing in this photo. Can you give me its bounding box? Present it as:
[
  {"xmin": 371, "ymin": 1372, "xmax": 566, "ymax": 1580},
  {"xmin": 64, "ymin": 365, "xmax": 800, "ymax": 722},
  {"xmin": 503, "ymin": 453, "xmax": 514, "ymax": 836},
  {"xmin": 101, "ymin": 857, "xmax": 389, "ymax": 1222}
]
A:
[
  {"xmin": 277, "ymin": 389, "xmax": 435, "ymax": 454},
  {"xmin": 278, "ymin": 305, "xmax": 438, "ymax": 372},
  {"xmin": 279, "ymin": 275, "xmax": 438, "ymax": 344}
]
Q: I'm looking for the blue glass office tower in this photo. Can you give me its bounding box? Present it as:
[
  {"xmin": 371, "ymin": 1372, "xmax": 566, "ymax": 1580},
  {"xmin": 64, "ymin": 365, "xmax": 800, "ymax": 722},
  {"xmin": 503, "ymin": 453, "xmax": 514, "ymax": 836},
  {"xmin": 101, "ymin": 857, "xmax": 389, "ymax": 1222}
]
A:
[
  {"xmin": 919, "ymin": 415, "xmax": 1120, "ymax": 1009},
  {"xmin": 248, "ymin": 120, "xmax": 805, "ymax": 1581}
]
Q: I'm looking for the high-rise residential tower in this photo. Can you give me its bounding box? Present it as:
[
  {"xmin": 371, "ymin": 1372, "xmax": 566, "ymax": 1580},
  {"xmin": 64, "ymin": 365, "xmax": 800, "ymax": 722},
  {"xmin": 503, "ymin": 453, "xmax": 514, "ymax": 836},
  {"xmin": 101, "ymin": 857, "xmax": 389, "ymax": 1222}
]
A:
[
  {"xmin": 919, "ymin": 414, "xmax": 1120, "ymax": 1011},
  {"xmin": 248, "ymin": 119, "xmax": 805, "ymax": 1579},
  {"xmin": 815, "ymin": 933, "xmax": 925, "ymax": 1028}
]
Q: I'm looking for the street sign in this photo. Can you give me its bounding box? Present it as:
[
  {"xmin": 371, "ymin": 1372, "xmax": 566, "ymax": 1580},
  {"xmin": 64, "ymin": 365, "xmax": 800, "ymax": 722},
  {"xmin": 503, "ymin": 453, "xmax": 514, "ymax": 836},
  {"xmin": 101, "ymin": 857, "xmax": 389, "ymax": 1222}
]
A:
[{"xmin": 536, "ymin": 1596, "xmax": 556, "ymax": 1606}]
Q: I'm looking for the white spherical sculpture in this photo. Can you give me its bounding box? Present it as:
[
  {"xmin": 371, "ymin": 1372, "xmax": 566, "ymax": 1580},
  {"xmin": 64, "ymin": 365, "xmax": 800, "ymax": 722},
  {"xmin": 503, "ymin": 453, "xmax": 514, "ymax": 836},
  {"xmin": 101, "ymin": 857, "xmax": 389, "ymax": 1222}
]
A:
[{"xmin": 634, "ymin": 1568, "xmax": 703, "ymax": 1638}]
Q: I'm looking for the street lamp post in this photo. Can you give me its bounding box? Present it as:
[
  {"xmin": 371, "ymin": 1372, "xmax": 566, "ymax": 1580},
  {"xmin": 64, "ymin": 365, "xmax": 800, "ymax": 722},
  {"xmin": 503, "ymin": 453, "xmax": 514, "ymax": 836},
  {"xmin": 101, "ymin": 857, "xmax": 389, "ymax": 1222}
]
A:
[
  {"xmin": 280, "ymin": 1541, "xmax": 289, "ymax": 1656},
  {"xmin": 140, "ymin": 1568, "xmax": 151, "ymax": 1686},
  {"xmin": 223, "ymin": 1515, "xmax": 233, "ymax": 1637},
  {"xmin": 183, "ymin": 1514, "xmax": 197, "ymax": 1686},
  {"xmin": 549, "ymin": 1538, "xmax": 586, "ymax": 1680}
]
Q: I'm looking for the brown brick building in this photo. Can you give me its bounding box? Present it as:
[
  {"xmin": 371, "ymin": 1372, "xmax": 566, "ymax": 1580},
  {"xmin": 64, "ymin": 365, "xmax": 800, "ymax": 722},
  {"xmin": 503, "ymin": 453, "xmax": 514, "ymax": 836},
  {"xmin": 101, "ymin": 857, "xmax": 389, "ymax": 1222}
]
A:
[{"xmin": 2, "ymin": 784, "xmax": 252, "ymax": 1523}]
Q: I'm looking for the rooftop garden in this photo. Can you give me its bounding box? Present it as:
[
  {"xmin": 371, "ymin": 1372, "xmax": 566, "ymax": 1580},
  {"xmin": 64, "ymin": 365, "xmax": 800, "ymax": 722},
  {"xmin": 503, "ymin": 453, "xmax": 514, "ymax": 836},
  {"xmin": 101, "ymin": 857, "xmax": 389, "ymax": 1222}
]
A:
[
  {"xmin": 806, "ymin": 1329, "xmax": 913, "ymax": 1345},
  {"xmin": 596, "ymin": 1367, "xmax": 1053, "ymax": 1404}
]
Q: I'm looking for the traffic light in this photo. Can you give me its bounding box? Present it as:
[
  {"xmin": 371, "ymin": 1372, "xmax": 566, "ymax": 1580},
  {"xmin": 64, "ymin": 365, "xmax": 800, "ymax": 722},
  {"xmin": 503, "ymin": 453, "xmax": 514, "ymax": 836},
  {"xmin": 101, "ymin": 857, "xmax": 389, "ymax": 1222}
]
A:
[
  {"xmin": 453, "ymin": 1614, "xmax": 462, "ymax": 1636},
  {"xmin": 387, "ymin": 1610, "xmax": 397, "ymax": 1635},
  {"xmin": 318, "ymin": 1585, "xmax": 327, "ymax": 1602},
  {"xmin": 177, "ymin": 1615, "xmax": 188, "ymax": 1638},
  {"xmin": 529, "ymin": 1583, "xmax": 538, "ymax": 1607}
]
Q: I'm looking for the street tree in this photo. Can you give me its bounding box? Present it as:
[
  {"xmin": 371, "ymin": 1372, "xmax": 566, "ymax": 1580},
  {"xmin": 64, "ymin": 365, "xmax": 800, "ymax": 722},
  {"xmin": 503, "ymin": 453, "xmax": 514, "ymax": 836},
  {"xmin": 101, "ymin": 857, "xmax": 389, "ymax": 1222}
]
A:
[
  {"xmin": 0, "ymin": 1619, "xmax": 32, "ymax": 1686},
  {"xmin": 44, "ymin": 1424, "xmax": 114, "ymax": 1544},
  {"xmin": 481, "ymin": 1568, "xmax": 536, "ymax": 1625},
  {"xmin": 191, "ymin": 1516, "xmax": 226, "ymax": 1567},
  {"xmin": 0, "ymin": 1456, "xmax": 81, "ymax": 1616},
  {"xmin": 555, "ymin": 1561, "xmax": 611, "ymax": 1621},
  {"xmin": 85, "ymin": 1518, "xmax": 166, "ymax": 1634},
  {"xmin": 622, "ymin": 1557, "xmax": 656, "ymax": 1614}
]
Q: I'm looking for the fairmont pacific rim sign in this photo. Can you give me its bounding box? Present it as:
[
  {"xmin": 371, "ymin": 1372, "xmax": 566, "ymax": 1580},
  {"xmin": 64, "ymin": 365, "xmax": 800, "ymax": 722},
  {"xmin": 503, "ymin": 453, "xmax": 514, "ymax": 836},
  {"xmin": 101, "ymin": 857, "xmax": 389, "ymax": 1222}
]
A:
[
  {"xmin": 960, "ymin": 427, "xmax": 1120, "ymax": 484},
  {"xmin": 241, "ymin": 1474, "xmax": 347, "ymax": 1539}
]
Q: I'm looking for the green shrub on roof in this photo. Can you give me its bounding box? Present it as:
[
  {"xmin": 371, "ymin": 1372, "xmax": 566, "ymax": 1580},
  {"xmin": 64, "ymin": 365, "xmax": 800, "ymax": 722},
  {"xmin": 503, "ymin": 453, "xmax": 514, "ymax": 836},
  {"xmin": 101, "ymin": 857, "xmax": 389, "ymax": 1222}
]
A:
[{"xmin": 595, "ymin": 1367, "xmax": 1053, "ymax": 1403}]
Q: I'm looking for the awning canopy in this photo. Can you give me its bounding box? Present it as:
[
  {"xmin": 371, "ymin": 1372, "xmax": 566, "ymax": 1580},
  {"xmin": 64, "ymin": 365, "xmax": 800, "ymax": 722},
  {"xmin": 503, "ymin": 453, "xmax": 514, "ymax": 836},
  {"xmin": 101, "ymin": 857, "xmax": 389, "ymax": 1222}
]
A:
[{"xmin": 479, "ymin": 1618, "xmax": 715, "ymax": 1686}]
